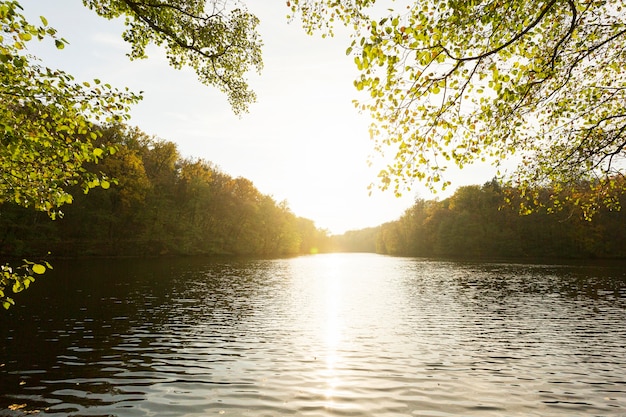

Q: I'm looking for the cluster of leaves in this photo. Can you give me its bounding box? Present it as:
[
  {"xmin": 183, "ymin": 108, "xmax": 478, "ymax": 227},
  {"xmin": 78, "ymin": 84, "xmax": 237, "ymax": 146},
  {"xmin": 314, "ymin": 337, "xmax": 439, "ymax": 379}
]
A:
[
  {"xmin": 335, "ymin": 178, "xmax": 626, "ymax": 259},
  {"xmin": 290, "ymin": 0, "xmax": 626, "ymax": 217},
  {"xmin": 0, "ymin": 124, "xmax": 330, "ymax": 258},
  {"xmin": 83, "ymin": 0, "xmax": 263, "ymax": 114},
  {"xmin": 0, "ymin": 259, "xmax": 50, "ymax": 309},
  {"xmin": 1, "ymin": 1, "xmax": 141, "ymax": 217}
]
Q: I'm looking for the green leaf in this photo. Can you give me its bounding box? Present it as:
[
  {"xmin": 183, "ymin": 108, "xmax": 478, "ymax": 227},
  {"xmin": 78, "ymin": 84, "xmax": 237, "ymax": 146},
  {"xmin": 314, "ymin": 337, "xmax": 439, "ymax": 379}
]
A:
[
  {"xmin": 32, "ymin": 264, "xmax": 46, "ymax": 274},
  {"xmin": 12, "ymin": 281, "xmax": 24, "ymax": 293},
  {"xmin": 54, "ymin": 39, "xmax": 65, "ymax": 49}
]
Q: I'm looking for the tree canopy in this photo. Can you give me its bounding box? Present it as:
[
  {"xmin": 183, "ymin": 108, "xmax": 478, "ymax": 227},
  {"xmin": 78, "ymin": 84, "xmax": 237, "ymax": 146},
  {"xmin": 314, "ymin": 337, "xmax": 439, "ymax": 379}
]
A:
[
  {"xmin": 83, "ymin": 0, "xmax": 263, "ymax": 115},
  {"xmin": 290, "ymin": 0, "xmax": 626, "ymax": 217},
  {"xmin": 1, "ymin": 0, "xmax": 140, "ymax": 217}
]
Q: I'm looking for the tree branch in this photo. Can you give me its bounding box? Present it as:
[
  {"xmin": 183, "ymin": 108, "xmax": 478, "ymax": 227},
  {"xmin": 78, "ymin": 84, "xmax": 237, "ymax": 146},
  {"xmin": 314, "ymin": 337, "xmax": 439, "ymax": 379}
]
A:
[
  {"xmin": 439, "ymin": 0, "xmax": 557, "ymax": 63},
  {"xmin": 120, "ymin": 0, "xmax": 231, "ymax": 60},
  {"xmin": 123, "ymin": 0, "xmax": 219, "ymax": 22},
  {"xmin": 550, "ymin": 0, "xmax": 577, "ymax": 70}
]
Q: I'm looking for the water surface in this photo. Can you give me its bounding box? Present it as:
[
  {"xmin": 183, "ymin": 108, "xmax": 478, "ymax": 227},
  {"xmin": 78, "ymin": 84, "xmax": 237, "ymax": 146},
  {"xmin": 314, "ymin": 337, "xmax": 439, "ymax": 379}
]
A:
[{"xmin": 1, "ymin": 254, "xmax": 625, "ymax": 416}]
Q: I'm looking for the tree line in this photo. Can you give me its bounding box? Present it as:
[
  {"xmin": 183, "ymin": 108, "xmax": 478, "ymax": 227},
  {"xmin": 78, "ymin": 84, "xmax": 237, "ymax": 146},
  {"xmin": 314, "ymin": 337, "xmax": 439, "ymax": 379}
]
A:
[
  {"xmin": 0, "ymin": 124, "xmax": 330, "ymax": 258},
  {"xmin": 331, "ymin": 179, "xmax": 626, "ymax": 259}
]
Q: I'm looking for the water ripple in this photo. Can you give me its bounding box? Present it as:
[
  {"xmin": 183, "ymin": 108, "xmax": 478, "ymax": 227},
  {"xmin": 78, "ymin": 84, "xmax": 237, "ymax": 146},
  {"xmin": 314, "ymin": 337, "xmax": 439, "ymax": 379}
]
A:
[{"xmin": 1, "ymin": 255, "xmax": 625, "ymax": 416}]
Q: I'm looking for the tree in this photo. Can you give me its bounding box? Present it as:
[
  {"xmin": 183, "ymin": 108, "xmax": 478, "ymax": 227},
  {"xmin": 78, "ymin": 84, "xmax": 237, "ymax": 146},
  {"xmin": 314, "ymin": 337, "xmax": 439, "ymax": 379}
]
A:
[
  {"xmin": 290, "ymin": 0, "xmax": 626, "ymax": 217},
  {"xmin": 83, "ymin": 0, "xmax": 263, "ymax": 114}
]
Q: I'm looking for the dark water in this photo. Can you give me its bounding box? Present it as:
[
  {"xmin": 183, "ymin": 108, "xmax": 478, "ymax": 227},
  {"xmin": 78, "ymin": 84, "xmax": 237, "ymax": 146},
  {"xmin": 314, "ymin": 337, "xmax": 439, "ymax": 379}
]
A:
[{"xmin": 1, "ymin": 253, "xmax": 625, "ymax": 416}]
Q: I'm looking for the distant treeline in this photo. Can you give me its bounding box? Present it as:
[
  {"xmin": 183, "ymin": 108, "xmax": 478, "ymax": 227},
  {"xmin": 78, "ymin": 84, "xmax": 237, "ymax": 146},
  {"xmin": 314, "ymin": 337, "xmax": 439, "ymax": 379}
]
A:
[
  {"xmin": 331, "ymin": 180, "xmax": 626, "ymax": 259},
  {"xmin": 0, "ymin": 125, "xmax": 330, "ymax": 258},
  {"xmin": 4, "ymin": 125, "xmax": 624, "ymax": 261}
]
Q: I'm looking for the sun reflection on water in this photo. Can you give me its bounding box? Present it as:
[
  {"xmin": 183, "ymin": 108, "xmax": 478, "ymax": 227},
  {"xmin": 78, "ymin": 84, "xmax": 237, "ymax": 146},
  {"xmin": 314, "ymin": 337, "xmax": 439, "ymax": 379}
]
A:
[{"xmin": 320, "ymin": 255, "xmax": 344, "ymax": 404}]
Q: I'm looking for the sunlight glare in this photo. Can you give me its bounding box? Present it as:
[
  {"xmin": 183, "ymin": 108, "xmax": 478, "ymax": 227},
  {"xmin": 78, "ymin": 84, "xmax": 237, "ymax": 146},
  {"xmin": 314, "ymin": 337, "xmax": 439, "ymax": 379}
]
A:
[{"xmin": 321, "ymin": 255, "xmax": 343, "ymax": 402}]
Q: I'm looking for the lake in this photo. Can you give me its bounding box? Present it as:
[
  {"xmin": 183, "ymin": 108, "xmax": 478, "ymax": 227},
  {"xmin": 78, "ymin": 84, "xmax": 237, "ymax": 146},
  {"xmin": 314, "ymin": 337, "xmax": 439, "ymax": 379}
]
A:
[{"xmin": 1, "ymin": 253, "xmax": 625, "ymax": 416}]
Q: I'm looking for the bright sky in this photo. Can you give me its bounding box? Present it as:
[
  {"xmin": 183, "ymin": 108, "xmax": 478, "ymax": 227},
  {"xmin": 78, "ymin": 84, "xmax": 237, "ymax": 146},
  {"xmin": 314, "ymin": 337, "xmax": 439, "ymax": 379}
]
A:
[{"xmin": 22, "ymin": 0, "xmax": 496, "ymax": 234}]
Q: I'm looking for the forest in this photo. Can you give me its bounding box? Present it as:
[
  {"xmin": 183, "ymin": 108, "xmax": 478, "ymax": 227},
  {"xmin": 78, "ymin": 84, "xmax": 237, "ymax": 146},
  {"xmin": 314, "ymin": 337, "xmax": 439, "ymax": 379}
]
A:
[
  {"xmin": 331, "ymin": 179, "xmax": 626, "ymax": 260},
  {"xmin": 4, "ymin": 138, "xmax": 626, "ymax": 261},
  {"xmin": 0, "ymin": 124, "xmax": 330, "ymax": 258},
  {"xmin": 4, "ymin": 129, "xmax": 625, "ymax": 261}
]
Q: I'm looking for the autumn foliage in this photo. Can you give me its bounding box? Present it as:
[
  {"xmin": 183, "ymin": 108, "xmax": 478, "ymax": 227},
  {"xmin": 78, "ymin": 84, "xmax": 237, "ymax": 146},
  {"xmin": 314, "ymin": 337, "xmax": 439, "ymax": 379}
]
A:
[{"xmin": 0, "ymin": 124, "xmax": 329, "ymax": 258}]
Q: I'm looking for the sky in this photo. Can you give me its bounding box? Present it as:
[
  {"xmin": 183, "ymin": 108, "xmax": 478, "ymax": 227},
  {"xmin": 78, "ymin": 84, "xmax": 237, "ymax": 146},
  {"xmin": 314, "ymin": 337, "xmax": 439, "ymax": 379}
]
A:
[{"xmin": 22, "ymin": 0, "xmax": 497, "ymax": 234}]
